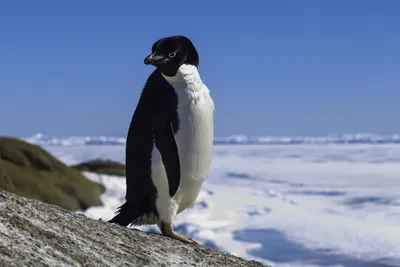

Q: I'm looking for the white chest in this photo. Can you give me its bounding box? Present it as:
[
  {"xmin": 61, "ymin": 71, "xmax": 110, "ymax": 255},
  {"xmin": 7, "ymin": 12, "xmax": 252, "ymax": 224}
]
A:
[
  {"xmin": 162, "ymin": 64, "xmax": 215, "ymax": 172},
  {"xmin": 161, "ymin": 64, "xmax": 215, "ymax": 211}
]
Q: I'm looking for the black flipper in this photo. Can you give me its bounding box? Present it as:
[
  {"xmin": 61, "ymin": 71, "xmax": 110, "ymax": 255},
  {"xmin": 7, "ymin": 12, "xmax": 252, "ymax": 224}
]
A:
[
  {"xmin": 109, "ymin": 70, "xmax": 180, "ymax": 227},
  {"xmin": 155, "ymin": 120, "xmax": 181, "ymax": 197}
]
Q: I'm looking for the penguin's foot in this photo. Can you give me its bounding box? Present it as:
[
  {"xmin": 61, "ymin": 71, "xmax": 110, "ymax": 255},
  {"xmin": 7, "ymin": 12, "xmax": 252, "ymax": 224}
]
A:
[{"xmin": 158, "ymin": 222, "xmax": 198, "ymax": 245}]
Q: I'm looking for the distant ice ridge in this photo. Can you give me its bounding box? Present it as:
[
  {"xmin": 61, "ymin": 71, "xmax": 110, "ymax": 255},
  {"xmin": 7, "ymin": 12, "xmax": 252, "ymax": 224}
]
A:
[
  {"xmin": 24, "ymin": 132, "xmax": 400, "ymax": 146},
  {"xmin": 25, "ymin": 133, "xmax": 126, "ymax": 146}
]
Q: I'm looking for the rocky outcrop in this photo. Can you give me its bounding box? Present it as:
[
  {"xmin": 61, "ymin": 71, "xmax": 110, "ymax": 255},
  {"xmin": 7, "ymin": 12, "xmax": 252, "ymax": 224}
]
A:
[
  {"xmin": 0, "ymin": 137, "xmax": 105, "ymax": 211},
  {"xmin": 71, "ymin": 159, "xmax": 125, "ymax": 177},
  {"xmin": 0, "ymin": 189, "xmax": 267, "ymax": 267}
]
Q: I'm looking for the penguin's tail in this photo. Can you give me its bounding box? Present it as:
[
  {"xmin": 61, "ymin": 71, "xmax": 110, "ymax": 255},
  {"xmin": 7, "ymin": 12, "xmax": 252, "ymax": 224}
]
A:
[
  {"xmin": 108, "ymin": 201, "xmax": 157, "ymax": 227},
  {"xmin": 108, "ymin": 202, "xmax": 137, "ymax": 226}
]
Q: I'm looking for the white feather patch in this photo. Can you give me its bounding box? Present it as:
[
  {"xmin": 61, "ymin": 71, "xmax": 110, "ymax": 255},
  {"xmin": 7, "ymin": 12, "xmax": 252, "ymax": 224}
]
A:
[{"xmin": 151, "ymin": 64, "xmax": 215, "ymax": 223}]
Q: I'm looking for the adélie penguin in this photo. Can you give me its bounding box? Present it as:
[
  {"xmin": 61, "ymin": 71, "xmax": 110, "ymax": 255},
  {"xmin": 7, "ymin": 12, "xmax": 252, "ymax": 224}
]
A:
[{"xmin": 109, "ymin": 35, "xmax": 215, "ymax": 244}]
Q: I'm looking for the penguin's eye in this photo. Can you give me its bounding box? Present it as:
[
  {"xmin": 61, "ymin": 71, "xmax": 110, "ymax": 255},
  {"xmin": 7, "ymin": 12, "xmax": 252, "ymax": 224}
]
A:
[{"xmin": 168, "ymin": 52, "xmax": 176, "ymax": 58}]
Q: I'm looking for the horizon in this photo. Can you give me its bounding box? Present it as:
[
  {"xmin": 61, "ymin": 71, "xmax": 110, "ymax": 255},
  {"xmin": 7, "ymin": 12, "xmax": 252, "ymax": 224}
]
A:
[
  {"xmin": 17, "ymin": 131, "xmax": 400, "ymax": 139},
  {"xmin": 14, "ymin": 131, "xmax": 400, "ymax": 146},
  {"xmin": 1, "ymin": 1, "xmax": 400, "ymax": 137}
]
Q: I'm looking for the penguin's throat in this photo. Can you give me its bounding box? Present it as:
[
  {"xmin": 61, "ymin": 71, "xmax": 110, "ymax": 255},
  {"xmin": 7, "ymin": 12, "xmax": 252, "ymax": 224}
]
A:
[
  {"xmin": 161, "ymin": 64, "xmax": 207, "ymax": 105},
  {"xmin": 161, "ymin": 64, "xmax": 201, "ymax": 85}
]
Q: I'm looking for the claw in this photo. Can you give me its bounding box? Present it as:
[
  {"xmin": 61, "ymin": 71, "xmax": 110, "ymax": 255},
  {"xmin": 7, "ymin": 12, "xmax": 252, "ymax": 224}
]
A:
[{"xmin": 158, "ymin": 222, "xmax": 198, "ymax": 245}]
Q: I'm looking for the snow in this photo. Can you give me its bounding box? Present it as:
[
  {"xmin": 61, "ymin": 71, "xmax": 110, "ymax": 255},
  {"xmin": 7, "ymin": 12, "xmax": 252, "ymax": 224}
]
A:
[
  {"xmin": 24, "ymin": 132, "xmax": 400, "ymax": 146},
  {"xmin": 41, "ymin": 142, "xmax": 400, "ymax": 267}
]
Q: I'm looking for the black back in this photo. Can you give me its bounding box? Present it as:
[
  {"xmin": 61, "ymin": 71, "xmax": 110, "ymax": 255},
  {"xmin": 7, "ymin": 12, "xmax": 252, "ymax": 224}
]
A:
[
  {"xmin": 109, "ymin": 70, "xmax": 180, "ymax": 226},
  {"xmin": 125, "ymin": 69, "xmax": 180, "ymax": 196}
]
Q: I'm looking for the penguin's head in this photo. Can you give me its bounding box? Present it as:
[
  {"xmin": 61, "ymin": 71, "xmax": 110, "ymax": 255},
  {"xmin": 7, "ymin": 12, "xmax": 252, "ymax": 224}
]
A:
[{"xmin": 144, "ymin": 35, "xmax": 199, "ymax": 77}]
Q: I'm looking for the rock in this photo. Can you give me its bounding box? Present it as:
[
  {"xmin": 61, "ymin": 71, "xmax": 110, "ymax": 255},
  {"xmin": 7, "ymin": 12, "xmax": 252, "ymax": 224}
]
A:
[
  {"xmin": 71, "ymin": 159, "xmax": 125, "ymax": 177},
  {"xmin": 0, "ymin": 189, "xmax": 268, "ymax": 267},
  {"xmin": 0, "ymin": 137, "xmax": 105, "ymax": 211}
]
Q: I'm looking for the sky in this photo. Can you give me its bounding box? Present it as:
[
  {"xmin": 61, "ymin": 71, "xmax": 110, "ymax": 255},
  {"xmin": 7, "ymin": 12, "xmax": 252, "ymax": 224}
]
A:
[{"xmin": 1, "ymin": 0, "xmax": 400, "ymax": 138}]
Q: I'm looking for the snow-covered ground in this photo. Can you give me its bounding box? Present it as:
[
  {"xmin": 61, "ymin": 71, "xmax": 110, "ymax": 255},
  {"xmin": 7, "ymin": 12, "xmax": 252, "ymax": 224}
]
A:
[
  {"xmin": 25, "ymin": 132, "xmax": 400, "ymax": 146},
  {"xmin": 42, "ymin": 143, "xmax": 400, "ymax": 267}
]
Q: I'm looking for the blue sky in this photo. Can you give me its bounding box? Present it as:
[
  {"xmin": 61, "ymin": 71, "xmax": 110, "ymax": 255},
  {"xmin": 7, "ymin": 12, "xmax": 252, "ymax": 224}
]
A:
[{"xmin": 1, "ymin": 0, "xmax": 399, "ymax": 137}]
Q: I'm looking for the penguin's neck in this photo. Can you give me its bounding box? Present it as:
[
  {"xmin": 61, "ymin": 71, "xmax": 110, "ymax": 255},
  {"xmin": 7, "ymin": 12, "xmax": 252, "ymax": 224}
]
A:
[{"xmin": 161, "ymin": 64, "xmax": 208, "ymax": 106}]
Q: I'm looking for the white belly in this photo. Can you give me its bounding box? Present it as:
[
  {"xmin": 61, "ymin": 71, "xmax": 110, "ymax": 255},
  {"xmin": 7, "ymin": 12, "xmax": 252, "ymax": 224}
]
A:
[
  {"xmin": 150, "ymin": 98, "xmax": 214, "ymax": 221},
  {"xmin": 173, "ymin": 97, "xmax": 214, "ymax": 213},
  {"xmin": 150, "ymin": 64, "xmax": 215, "ymax": 222}
]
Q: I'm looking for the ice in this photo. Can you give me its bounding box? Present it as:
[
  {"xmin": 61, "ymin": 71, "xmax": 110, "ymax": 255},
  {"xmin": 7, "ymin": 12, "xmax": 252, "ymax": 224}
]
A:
[
  {"xmin": 24, "ymin": 132, "xmax": 400, "ymax": 146},
  {"xmin": 42, "ymin": 143, "xmax": 400, "ymax": 267}
]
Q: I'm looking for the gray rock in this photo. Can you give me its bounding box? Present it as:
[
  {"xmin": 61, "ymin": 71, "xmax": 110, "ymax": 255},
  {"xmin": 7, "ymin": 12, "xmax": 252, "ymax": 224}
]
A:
[{"xmin": 0, "ymin": 189, "xmax": 268, "ymax": 267}]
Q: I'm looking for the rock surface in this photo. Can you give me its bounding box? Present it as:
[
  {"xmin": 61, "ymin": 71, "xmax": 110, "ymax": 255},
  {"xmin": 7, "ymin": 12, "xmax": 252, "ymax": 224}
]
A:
[{"xmin": 0, "ymin": 189, "xmax": 267, "ymax": 267}]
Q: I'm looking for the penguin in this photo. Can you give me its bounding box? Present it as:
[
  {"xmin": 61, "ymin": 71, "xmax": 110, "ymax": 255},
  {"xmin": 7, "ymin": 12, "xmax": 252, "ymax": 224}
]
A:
[{"xmin": 109, "ymin": 35, "xmax": 215, "ymax": 245}]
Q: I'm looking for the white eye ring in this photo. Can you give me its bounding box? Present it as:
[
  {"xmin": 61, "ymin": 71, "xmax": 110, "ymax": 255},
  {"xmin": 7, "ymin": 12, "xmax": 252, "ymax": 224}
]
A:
[{"xmin": 169, "ymin": 52, "xmax": 176, "ymax": 58}]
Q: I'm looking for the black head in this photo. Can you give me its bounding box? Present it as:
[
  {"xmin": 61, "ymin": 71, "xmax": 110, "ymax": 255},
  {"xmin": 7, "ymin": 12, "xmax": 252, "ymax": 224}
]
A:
[{"xmin": 144, "ymin": 35, "xmax": 199, "ymax": 77}]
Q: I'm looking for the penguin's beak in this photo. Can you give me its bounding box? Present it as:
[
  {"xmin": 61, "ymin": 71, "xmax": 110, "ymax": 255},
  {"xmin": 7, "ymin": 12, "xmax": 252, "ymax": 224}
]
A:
[{"xmin": 144, "ymin": 53, "xmax": 165, "ymax": 66}]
